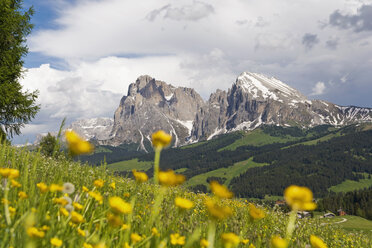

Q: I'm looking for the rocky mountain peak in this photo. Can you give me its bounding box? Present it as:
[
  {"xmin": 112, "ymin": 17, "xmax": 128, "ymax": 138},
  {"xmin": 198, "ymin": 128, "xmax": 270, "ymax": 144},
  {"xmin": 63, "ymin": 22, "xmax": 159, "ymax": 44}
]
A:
[{"xmin": 235, "ymin": 72, "xmax": 306, "ymax": 102}]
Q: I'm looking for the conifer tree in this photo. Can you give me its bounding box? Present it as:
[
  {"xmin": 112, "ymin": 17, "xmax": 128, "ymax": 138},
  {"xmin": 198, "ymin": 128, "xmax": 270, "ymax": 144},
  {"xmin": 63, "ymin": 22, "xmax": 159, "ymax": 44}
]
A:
[{"xmin": 0, "ymin": 0, "xmax": 39, "ymax": 139}]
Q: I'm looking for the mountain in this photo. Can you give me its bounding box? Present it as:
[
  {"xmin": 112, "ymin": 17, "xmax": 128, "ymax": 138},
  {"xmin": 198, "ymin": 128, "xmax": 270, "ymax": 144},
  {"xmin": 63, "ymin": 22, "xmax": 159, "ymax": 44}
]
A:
[
  {"xmin": 88, "ymin": 72, "xmax": 372, "ymax": 149},
  {"xmin": 102, "ymin": 75, "xmax": 204, "ymax": 149},
  {"xmin": 191, "ymin": 72, "xmax": 372, "ymax": 140}
]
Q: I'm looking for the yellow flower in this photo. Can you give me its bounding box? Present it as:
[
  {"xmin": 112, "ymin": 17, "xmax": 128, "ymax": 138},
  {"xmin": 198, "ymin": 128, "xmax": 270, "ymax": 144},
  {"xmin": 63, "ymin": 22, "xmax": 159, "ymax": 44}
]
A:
[
  {"xmin": 170, "ymin": 233, "xmax": 185, "ymax": 245},
  {"xmin": 83, "ymin": 243, "xmax": 93, "ymax": 248},
  {"xmin": 205, "ymin": 198, "xmax": 233, "ymax": 220},
  {"xmin": 37, "ymin": 182, "xmax": 48, "ymax": 193},
  {"xmin": 121, "ymin": 224, "xmax": 130, "ymax": 230},
  {"xmin": 50, "ymin": 237, "xmax": 63, "ymax": 247},
  {"xmin": 221, "ymin": 233, "xmax": 240, "ymax": 248},
  {"xmin": 53, "ymin": 197, "xmax": 69, "ymax": 206},
  {"xmin": 59, "ymin": 208, "xmax": 69, "ymax": 217},
  {"xmin": 123, "ymin": 192, "xmax": 130, "ymax": 198},
  {"xmin": 73, "ymin": 202, "xmax": 83, "ymax": 211},
  {"xmin": 9, "ymin": 206, "xmax": 16, "ymax": 216},
  {"xmin": 109, "ymin": 182, "xmax": 116, "ymax": 189},
  {"xmin": 271, "ymin": 236, "xmax": 288, "ymax": 248},
  {"xmin": 77, "ymin": 228, "xmax": 86, "ymax": 237},
  {"xmin": 151, "ymin": 227, "xmax": 159, "ymax": 236},
  {"xmin": 89, "ymin": 191, "xmax": 103, "ymax": 204},
  {"xmin": 241, "ymin": 239, "xmax": 249, "ymax": 244},
  {"xmin": 107, "ymin": 213, "xmax": 123, "ymax": 227},
  {"xmin": 175, "ymin": 197, "xmax": 194, "ymax": 210},
  {"xmin": 131, "ymin": 233, "xmax": 142, "ymax": 244},
  {"xmin": 82, "ymin": 186, "xmax": 89, "ymax": 192},
  {"xmin": 41, "ymin": 225, "xmax": 50, "ymax": 231},
  {"xmin": 284, "ymin": 185, "xmax": 317, "ymax": 211},
  {"xmin": 50, "ymin": 184, "xmax": 63, "ymax": 192},
  {"xmin": 65, "ymin": 130, "xmax": 94, "ymax": 155},
  {"xmin": 11, "ymin": 179, "xmax": 21, "ymax": 188},
  {"xmin": 109, "ymin": 196, "xmax": 132, "ymax": 214},
  {"xmin": 94, "ymin": 179, "xmax": 105, "ymax": 188},
  {"xmin": 27, "ymin": 227, "xmax": 45, "ymax": 238},
  {"xmin": 123, "ymin": 242, "xmax": 130, "ymax": 248},
  {"xmin": 310, "ymin": 235, "xmax": 328, "ymax": 248},
  {"xmin": 132, "ymin": 170, "xmax": 148, "ymax": 183},
  {"xmin": 210, "ymin": 181, "xmax": 233, "ymax": 199},
  {"xmin": 0, "ymin": 168, "xmax": 19, "ymax": 178},
  {"xmin": 158, "ymin": 170, "xmax": 185, "ymax": 187},
  {"xmin": 248, "ymin": 203, "xmax": 265, "ymax": 220},
  {"xmin": 151, "ymin": 130, "xmax": 172, "ymax": 149},
  {"xmin": 200, "ymin": 239, "xmax": 209, "ymax": 247},
  {"xmin": 71, "ymin": 211, "xmax": 84, "ymax": 223},
  {"xmin": 18, "ymin": 191, "xmax": 28, "ymax": 199}
]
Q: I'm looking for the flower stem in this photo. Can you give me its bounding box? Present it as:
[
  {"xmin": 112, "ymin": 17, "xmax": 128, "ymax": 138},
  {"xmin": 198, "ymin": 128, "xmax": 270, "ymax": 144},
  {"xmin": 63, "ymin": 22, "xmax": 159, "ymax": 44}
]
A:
[
  {"xmin": 207, "ymin": 220, "xmax": 216, "ymax": 248},
  {"xmin": 153, "ymin": 148, "xmax": 161, "ymax": 184},
  {"xmin": 4, "ymin": 179, "xmax": 11, "ymax": 225},
  {"xmin": 286, "ymin": 210, "xmax": 297, "ymax": 243}
]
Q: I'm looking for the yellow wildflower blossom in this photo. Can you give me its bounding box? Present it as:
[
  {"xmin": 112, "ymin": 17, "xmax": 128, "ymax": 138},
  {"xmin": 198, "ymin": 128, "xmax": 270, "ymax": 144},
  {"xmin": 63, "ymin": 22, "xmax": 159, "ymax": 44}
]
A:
[
  {"xmin": 121, "ymin": 224, "xmax": 130, "ymax": 230},
  {"xmin": 71, "ymin": 211, "xmax": 84, "ymax": 223},
  {"xmin": 175, "ymin": 197, "xmax": 194, "ymax": 210},
  {"xmin": 109, "ymin": 196, "xmax": 132, "ymax": 214},
  {"xmin": 221, "ymin": 233, "xmax": 240, "ymax": 248},
  {"xmin": 284, "ymin": 185, "xmax": 316, "ymax": 211},
  {"xmin": 82, "ymin": 186, "xmax": 89, "ymax": 192},
  {"xmin": 89, "ymin": 191, "xmax": 103, "ymax": 204},
  {"xmin": 83, "ymin": 243, "xmax": 93, "ymax": 248},
  {"xmin": 94, "ymin": 179, "xmax": 104, "ymax": 188},
  {"xmin": 18, "ymin": 191, "xmax": 28, "ymax": 199},
  {"xmin": 151, "ymin": 130, "xmax": 172, "ymax": 149},
  {"xmin": 109, "ymin": 182, "xmax": 116, "ymax": 189},
  {"xmin": 27, "ymin": 227, "xmax": 45, "ymax": 238},
  {"xmin": 37, "ymin": 182, "xmax": 48, "ymax": 193},
  {"xmin": 59, "ymin": 208, "xmax": 69, "ymax": 217},
  {"xmin": 200, "ymin": 239, "xmax": 209, "ymax": 248},
  {"xmin": 49, "ymin": 184, "xmax": 63, "ymax": 192},
  {"xmin": 41, "ymin": 225, "xmax": 50, "ymax": 231},
  {"xmin": 50, "ymin": 237, "xmax": 63, "ymax": 247},
  {"xmin": 310, "ymin": 235, "xmax": 328, "ymax": 248},
  {"xmin": 73, "ymin": 202, "xmax": 83, "ymax": 210},
  {"xmin": 131, "ymin": 233, "xmax": 142, "ymax": 244},
  {"xmin": 132, "ymin": 169, "xmax": 148, "ymax": 183},
  {"xmin": 107, "ymin": 213, "xmax": 123, "ymax": 227},
  {"xmin": 77, "ymin": 228, "xmax": 86, "ymax": 237},
  {"xmin": 65, "ymin": 130, "xmax": 94, "ymax": 155},
  {"xmin": 124, "ymin": 192, "xmax": 130, "ymax": 198},
  {"xmin": 248, "ymin": 203, "xmax": 265, "ymax": 220},
  {"xmin": 170, "ymin": 233, "xmax": 185, "ymax": 245},
  {"xmin": 0, "ymin": 168, "xmax": 19, "ymax": 178},
  {"xmin": 53, "ymin": 197, "xmax": 69, "ymax": 206},
  {"xmin": 271, "ymin": 236, "xmax": 288, "ymax": 248},
  {"xmin": 210, "ymin": 181, "xmax": 233, "ymax": 199},
  {"xmin": 11, "ymin": 179, "xmax": 21, "ymax": 188},
  {"xmin": 205, "ymin": 198, "xmax": 233, "ymax": 220},
  {"xmin": 241, "ymin": 239, "xmax": 249, "ymax": 244},
  {"xmin": 9, "ymin": 206, "xmax": 16, "ymax": 216},
  {"xmin": 151, "ymin": 227, "xmax": 159, "ymax": 236},
  {"xmin": 158, "ymin": 170, "xmax": 185, "ymax": 187}
]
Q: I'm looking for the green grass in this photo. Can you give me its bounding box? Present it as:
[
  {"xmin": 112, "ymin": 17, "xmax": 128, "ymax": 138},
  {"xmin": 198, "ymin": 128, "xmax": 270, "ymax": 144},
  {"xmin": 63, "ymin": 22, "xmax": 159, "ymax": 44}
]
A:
[
  {"xmin": 0, "ymin": 142, "xmax": 371, "ymax": 247},
  {"xmin": 328, "ymin": 176, "xmax": 372, "ymax": 193},
  {"xmin": 94, "ymin": 146, "xmax": 113, "ymax": 153},
  {"xmin": 186, "ymin": 157, "xmax": 268, "ymax": 187},
  {"xmin": 219, "ymin": 129, "xmax": 299, "ymax": 151},
  {"xmin": 319, "ymin": 215, "xmax": 372, "ymax": 239},
  {"xmin": 107, "ymin": 158, "xmax": 152, "ymax": 172}
]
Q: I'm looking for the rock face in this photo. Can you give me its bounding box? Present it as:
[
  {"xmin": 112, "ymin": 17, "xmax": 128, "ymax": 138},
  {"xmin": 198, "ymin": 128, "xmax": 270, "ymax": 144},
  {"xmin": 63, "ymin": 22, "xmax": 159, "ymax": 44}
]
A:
[
  {"xmin": 97, "ymin": 72, "xmax": 372, "ymax": 150},
  {"xmin": 68, "ymin": 117, "xmax": 114, "ymax": 141},
  {"xmin": 191, "ymin": 72, "xmax": 372, "ymax": 140},
  {"xmin": 105, "ymin": 75, "xmax": 205, "ymax": 149}
]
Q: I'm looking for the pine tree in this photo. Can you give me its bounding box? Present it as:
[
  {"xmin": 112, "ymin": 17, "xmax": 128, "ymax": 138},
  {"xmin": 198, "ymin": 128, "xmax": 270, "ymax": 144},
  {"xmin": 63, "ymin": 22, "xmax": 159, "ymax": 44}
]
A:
[{"xmin": 0, "ymin": 0, "xmax": 39, "ymax": 138}]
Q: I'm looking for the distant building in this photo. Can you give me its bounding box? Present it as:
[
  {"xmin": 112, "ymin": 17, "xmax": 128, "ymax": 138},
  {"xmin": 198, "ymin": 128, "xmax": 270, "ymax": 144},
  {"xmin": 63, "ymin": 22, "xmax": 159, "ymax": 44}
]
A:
[
  {"xmin": 337, "ymin": 208, "xmax": 347, "ymax": 216},
  {"xmin": 323, "ymin": 213, "xmax": 335, "ymax": 218},
  {"xmin": 275, "ymin": 200, "xmax": 286, "ymax": 206},
  {"xmin": 297, "ymin": 211, "xmax": 311, "ymax": 219}
]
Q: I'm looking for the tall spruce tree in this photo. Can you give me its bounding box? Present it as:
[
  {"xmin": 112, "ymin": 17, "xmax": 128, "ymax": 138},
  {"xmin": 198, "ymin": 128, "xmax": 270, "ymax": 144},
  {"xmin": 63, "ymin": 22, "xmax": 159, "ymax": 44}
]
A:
[{"xmin": 0, "ymin": 0, "xmax": 39, "ymax": 139}]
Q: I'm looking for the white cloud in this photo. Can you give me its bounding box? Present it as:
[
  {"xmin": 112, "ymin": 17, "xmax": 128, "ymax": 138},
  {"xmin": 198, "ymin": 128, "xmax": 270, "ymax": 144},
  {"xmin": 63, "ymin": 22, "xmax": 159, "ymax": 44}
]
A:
[{"xmin": 310, "ymin": 82, "xmax": 326, "ymax": 95}]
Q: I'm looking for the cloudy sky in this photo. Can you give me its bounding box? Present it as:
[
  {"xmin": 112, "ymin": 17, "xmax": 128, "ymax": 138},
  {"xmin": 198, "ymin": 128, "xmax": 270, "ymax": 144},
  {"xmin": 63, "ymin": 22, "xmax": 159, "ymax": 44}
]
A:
[{"xmin": 14, "ymin": 0, "xmax": 372, "ymax": 144}]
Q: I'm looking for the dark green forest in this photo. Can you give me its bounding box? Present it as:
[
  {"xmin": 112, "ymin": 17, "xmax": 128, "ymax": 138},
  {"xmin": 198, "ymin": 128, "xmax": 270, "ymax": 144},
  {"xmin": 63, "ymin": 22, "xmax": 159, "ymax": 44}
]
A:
[{"xmin": 318, "ymin": 187, "xmax": 372, "ymax": 220}]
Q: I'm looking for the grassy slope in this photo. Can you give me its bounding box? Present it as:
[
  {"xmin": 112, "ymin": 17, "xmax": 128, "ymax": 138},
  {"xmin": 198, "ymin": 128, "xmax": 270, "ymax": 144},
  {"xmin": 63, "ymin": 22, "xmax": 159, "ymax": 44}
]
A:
[
  {"xmin": 218, "ymin": 129, "xmax": 299, "ymax": 151},
  {"xmin": 319, "ymin": 215, "xmax": 372, "ymax": 239},
  {"xmin": 329, "ymin": 177, "xmax": 372, "ymax": 193},
  {"xmin": 107, "ymin": 158, "xmax": 152, "ymax": 172},
  {"xmin": 186, "ymin": 157, "xmax": 267, "ymax": 187}
]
